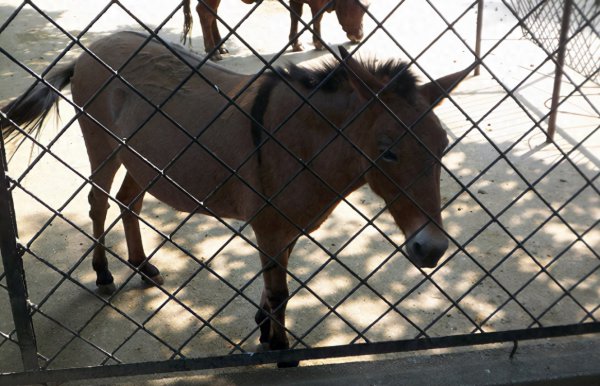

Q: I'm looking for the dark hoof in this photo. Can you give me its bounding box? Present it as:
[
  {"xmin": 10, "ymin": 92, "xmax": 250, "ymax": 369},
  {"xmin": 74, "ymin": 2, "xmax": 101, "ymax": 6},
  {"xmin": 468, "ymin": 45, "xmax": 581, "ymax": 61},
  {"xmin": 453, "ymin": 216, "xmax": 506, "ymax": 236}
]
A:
[
  {"xmin": 292, "ymin": 43, "xmax": 304, "ymax": 52},
  {"xmin": 95, "ymin": 271, "xmax": 115, "ymax": 295},
  {"xmin": 277, "ymin": 360, "xmax": 299, "ymax": 368},
  {"xmin": 256, "ymin": 342, "xmax": 269, "ymax": 352},
  {"xmin": 96, "ymin": 282, "xmax": 117, "ymax": 295},
  {"xmin": 218, "ymin": 46, "xmax": 229, "ymax": 54},
  {"xmin": 141, "ymin": 273, "xmax": 165, "ymax": 287}
]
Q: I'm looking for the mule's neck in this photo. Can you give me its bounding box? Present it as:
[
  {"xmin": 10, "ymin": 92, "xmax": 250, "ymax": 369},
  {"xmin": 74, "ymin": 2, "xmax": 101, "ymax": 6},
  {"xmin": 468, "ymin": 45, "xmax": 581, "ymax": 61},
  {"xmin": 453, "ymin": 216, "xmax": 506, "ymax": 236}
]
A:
[{"xmin": 261, "ymin": 78, "xmax": 370, "ymax": 199}]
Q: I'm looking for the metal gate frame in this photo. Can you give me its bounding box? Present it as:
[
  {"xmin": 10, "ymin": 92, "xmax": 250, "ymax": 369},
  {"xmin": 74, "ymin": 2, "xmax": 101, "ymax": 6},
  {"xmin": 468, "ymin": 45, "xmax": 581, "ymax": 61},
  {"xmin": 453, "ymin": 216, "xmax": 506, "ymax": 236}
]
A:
[{"xmin": 1, "ymin": 0, "xmax": 599, "ymax": 384}]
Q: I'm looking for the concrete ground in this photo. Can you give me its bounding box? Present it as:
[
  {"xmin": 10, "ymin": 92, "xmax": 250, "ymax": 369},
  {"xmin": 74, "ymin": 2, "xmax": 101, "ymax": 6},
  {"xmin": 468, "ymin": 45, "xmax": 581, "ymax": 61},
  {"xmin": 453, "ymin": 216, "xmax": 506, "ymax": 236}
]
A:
[{"xmin": 1, "ymin": 0, "xmax": 599, "ymax": 383}]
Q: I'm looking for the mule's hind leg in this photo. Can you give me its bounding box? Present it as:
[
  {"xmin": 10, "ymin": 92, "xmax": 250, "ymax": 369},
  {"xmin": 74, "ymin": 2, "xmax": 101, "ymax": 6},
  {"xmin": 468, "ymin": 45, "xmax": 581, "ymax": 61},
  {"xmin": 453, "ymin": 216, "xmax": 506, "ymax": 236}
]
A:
[
  {"xmin": 88, "ymin": 158, "xmax": 120, "ymax": 294},
  {"xmin": 116, "ymin": 172, "xmax": 164, "ymax": 286}
]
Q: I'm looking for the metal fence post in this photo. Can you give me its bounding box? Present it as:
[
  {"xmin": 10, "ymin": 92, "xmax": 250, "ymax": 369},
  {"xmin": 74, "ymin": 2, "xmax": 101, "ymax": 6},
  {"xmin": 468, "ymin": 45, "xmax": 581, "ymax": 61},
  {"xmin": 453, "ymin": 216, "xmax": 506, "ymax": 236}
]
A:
[
  {"xmin": 0, "ymin": 139, "xmax": 40, "ymax": 371},
  {"xmin": 475, "ymin": 0, "xmax": 484, "ymax": 76},
  {"xmin": 546, "ymin": 0, "xmax": 572, "ymax": 143}
]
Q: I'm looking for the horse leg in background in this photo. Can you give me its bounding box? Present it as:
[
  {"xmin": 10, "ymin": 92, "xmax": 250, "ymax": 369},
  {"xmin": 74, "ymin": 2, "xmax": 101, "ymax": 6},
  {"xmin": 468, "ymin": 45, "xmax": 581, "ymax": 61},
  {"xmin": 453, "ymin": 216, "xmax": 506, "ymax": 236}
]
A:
[
  {"xmin": 309, "ymin": 2, "xmax": 326, "ymax": 50},
  {"xmin": 212, "ymin": 0, "xmax": 259, "ymax": 55},
  {"xmin": 116, "ymin": 172, "xmax": 164, "ymax": 286},
  {"xmin": 196, "ymin": 0, "xmax": 224, "ymax": 60},
  {"xmin": 288, "ymin": 0, "xmax": 305, "ymax": 51},
  {"xmin": 210, "ymin": 15, "xmax": 228, "ymax": 55}
]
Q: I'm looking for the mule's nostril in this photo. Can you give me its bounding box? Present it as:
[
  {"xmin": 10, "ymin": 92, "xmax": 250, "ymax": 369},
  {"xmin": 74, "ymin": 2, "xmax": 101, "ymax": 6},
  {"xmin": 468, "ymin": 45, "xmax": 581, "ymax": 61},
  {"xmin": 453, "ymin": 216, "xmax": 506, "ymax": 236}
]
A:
[
  {"xmin": 413, "ymin": 241, "xmax": 423, "ymax": 256},
  {"xmin": 406, "ymin": 226, "xmax": 449, "ymax": 269}
]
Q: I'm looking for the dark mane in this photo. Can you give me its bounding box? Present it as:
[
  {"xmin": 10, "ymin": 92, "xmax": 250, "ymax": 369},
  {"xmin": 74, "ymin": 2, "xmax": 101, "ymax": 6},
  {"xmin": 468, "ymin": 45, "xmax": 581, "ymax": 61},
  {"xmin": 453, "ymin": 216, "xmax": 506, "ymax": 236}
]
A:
[
  {"xmin": 250, "ymin": 57, "xmax": 418, "ymax": 163},
  {"xmin": 279, "ymin": 58, "xmax": 418, "ymax": 99}
]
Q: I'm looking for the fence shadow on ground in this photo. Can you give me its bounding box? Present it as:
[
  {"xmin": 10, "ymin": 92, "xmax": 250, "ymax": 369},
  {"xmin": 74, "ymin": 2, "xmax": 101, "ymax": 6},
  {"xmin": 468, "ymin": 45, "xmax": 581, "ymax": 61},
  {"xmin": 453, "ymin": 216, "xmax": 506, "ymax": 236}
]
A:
[{"xmin": 1, "ymin": 133, "xmax": 597, "ymax": 370}]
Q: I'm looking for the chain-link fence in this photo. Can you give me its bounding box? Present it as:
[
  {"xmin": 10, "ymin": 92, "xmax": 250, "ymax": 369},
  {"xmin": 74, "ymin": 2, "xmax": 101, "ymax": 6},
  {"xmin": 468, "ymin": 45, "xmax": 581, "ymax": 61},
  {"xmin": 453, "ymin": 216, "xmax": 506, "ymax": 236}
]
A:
[
  {"xmin": 510, "ymin": 0, "xmax": 599, "ymax": 84},
  {"xmin": 1, "ymin": 0, "xmax": 599, "ymax": 384}
]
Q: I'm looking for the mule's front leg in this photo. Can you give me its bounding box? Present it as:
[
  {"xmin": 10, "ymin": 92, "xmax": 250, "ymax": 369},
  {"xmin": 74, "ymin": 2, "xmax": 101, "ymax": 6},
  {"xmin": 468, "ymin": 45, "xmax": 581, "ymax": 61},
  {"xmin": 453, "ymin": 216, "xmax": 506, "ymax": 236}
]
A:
[
  {"xmin": 89, "ymin": 188, "xmax": 116, "ymax": 294},
  {"xmin": 256, "ymin": 235, "xmax": 301, "ymax": 368},
  {"xmin": 254, "ymin": 289, "xmax": 271, "ymax": 350},
  {"xmin": 262, "ymin": 264, "xmax": 298, "ymax": 367},
  {"xmin": 116, "ymin": 173, "xmax": 164, "ymax": 286},
  {"xmin": 87, "ymin": 158, "xmax": 121, "ymax": 295}
]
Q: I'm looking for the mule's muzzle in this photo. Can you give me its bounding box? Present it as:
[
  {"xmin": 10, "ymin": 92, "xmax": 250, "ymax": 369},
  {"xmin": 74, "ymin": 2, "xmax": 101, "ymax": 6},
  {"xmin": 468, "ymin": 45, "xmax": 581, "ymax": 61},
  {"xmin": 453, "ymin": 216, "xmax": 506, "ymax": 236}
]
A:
[{"xmin": 405, "ymin": 226, "xmax": 449, "ymax": 268}]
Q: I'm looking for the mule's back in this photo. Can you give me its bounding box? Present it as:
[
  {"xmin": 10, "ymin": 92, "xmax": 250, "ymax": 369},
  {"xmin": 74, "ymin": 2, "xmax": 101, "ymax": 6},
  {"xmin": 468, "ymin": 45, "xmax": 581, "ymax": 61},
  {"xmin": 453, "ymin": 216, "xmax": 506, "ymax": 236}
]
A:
[{"xmin": 72, "ymin": 31, "xmax": 263, "ymax": 218}]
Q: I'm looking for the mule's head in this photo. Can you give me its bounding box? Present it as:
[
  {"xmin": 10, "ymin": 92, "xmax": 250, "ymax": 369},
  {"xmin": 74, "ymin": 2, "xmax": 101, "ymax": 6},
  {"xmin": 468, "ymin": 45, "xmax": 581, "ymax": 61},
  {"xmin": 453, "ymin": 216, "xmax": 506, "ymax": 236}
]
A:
[
  {"xmin": 335, "ymin": 0, "xmax": 371, "ymax": 43},
  {"xmin": 339, "ymin": 47, "xmax": 469, "ymax": 268}
]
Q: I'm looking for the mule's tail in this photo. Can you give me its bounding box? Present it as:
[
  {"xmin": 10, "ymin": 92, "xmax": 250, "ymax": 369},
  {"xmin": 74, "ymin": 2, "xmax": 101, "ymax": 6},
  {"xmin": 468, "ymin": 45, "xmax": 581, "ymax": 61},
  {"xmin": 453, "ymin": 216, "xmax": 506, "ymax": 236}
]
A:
[
  {"xmin": 182, "ymin": 0, "xmax": 193, "ymax": 45},
  {"xmin": 0, "ymin": 62, "xmax": 75, "ymax": 142}
]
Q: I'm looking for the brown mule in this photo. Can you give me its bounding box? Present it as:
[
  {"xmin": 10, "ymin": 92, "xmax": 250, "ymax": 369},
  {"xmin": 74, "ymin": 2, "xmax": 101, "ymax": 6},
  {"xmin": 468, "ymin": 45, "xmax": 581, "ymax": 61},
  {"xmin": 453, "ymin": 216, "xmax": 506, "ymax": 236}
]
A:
[{"xmin": 1, "ymin": 31, "xmax": 469, "ymax": 367}]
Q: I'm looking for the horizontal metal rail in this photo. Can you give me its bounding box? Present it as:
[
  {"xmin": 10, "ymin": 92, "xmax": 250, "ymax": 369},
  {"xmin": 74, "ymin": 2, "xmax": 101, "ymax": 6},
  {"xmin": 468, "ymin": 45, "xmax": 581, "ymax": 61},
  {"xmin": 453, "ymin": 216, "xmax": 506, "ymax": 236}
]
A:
[{"xmin": 2, "ymin": 323, "xmax": 599, "ymax": 386}]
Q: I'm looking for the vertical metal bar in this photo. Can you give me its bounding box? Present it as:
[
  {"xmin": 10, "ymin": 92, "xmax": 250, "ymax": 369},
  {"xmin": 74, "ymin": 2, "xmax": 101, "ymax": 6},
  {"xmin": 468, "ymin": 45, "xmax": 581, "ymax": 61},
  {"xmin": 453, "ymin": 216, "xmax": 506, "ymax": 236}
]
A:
[
  {"xmin": 474, "ymin": 0, "xmax": 484, "ymax": 76},
  {"xmin": 0, "ymin": 139, "xmax": 40, "ymax": 371},
  {"xmin": 547, "ymin": 0, "xmax": 572, "ymax": 143}
]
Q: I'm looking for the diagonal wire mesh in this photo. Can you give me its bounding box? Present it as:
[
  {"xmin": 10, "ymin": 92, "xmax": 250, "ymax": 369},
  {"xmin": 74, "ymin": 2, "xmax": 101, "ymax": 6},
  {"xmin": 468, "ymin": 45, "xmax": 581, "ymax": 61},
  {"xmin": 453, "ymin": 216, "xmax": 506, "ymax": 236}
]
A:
[
  {"xmin": 0, "ymin": 0, "xmax": 599, "ymax": 383},
  {"xmin": 510, "ymin": 0, "xmax": 600, "ymax": 84}
]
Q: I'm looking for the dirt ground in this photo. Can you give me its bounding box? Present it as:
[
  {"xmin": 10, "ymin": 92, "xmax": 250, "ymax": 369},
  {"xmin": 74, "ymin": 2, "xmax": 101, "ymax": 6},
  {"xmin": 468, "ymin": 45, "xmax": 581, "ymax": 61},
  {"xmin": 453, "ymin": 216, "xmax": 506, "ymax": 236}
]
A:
[{"xmin": 1, "ymin": 0, "xmax": 599, "ymax": 374}]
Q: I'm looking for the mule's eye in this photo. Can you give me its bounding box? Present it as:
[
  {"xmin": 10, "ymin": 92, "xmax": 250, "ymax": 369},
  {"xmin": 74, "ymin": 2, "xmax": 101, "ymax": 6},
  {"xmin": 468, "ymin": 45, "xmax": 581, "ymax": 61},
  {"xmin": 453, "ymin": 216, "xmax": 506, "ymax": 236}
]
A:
[{"xmin": 382, "ymin": 150, "xmax": 398, "ymax": 162}]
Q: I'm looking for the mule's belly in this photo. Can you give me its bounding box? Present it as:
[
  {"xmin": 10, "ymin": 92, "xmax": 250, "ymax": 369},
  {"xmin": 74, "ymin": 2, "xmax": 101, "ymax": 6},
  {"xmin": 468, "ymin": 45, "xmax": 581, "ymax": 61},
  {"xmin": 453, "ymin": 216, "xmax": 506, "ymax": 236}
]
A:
[
  {"xmin": 119, "ymin": 135, "xmax": 261, "ymax": 220},
  {"xmin": 71, "ymin": 32, "xmax": 264, "ymax": 221},
  {"xmin": 113, "ymin": 100, "xmax": 263, "ymax": 220}
]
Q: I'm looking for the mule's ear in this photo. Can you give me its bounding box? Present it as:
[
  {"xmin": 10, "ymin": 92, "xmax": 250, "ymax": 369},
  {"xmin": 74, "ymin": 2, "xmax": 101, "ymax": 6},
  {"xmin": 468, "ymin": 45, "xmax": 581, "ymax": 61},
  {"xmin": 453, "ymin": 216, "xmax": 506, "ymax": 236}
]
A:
[
  {"xmin": 338, "ymin": 45, "xmax": 383, "ymax": 100},
  {"xmin": 419, "ymin": 68, "xmax": 471, "ymax": 107}
]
